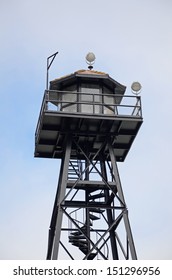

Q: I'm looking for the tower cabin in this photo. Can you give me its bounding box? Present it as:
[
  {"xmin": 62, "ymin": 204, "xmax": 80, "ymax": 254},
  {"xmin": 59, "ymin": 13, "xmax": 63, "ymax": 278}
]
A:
[{"xmin": 35, "ymin": 69, "xmax": 142, "ymax": 162}]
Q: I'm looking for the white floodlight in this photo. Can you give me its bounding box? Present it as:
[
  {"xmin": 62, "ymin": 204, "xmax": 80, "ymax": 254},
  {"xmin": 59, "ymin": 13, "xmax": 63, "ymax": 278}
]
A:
[
  {"xmin": 86, "ymin": 52, "xmax": 96, "ymax": 69},
  {"xmin": 131, "ymin": 81, "xmax": 142, "ymax": 94}
]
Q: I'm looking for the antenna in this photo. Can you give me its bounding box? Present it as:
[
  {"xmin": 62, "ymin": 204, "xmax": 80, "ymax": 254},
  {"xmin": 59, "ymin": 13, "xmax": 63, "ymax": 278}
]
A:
[{"xmin": 46, "ymin": 51, "xmax": 59, "ymax": 89}]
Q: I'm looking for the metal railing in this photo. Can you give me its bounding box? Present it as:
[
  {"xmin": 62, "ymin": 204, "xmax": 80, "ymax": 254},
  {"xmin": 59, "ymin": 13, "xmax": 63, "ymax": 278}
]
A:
[
  {"xmin": 46, "ymin": 90, "xmax": 142, "ymax": 115},
  {"xmin": 35, "ymin": 90, "xmax": 142, "ymax": 141}
]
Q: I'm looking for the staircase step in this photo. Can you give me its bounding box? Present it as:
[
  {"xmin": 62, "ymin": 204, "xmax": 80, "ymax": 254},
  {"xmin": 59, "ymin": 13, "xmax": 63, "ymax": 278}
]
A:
[
  {"xmin": 70, "ymin": 240, "xmax": 88, "ymax": 245},
  {"xmin": 79, "ymin": 247, "xmax": 97, "ymax": 260},
  {"xmin": 89, "ymin": 193, "xmax": 105, "ymax": 200},
  {"xmin": 71, "ymin": 242, "xmax": 80, "ymax": 248},
  {"xmin": 89, "ymin": 208, "xmax": 105, "ymax": 213},
  {"xmin": 69, "ymin": 235, "xmax": 86, "ymax": 240},
  {"xmin": 88, "ymin": 253, "xmax": 97, "ymax": 260},
  {"xmin": 70, "ymin": 231, "xmax": 82, "ymax": 236},
  {"xmin": 79, "ymin": 247, "xmax": 88, "ymax": 254},
  {"xmin": 70, "ymin": 225, "xmax": 88, "ymax": 236},
  {"xmin": 89, "ymin": 213, "xmax": 100, "ymax": 220},
  {"xmin": 72, "ymin": 243, "xmax": 84, "ymax": 248},
  {"xmin": 71, "ymin": 241, "xmax": 88, "ymax": 247},
  {"xmin": 80, "ymin": 225, "xmax": 86, "ymax": 231}
]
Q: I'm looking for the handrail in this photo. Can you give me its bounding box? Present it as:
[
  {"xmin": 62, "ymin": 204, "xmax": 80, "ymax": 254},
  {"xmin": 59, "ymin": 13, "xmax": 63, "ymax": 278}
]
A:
[
  {"xmin": 46, "ymin": 89, "xmax": 139, "ymax": 98},
  {"xmin": 45, "ymin": 90, "xmax": 142, "ymax": 117},
  {"xmin": 35, "ymin": 89, "xmax": 142, "ymax": 143}
]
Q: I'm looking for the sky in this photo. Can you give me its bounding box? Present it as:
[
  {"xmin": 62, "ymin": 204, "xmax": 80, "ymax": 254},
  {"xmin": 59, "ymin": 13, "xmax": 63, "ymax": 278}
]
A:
[{"xmin": 0, "ymin": 0, "xmax": 172, "ymax": 260}]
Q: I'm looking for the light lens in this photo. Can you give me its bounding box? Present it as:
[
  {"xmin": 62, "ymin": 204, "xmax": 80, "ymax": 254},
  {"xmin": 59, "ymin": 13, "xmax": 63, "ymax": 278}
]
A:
[
  {"xmin": 131, "ymin": 82, "xmax": 142, "ymax": 94},
  {"xmin": 86, "ymin": 52, "xmax": 96, "ymax": 64}
]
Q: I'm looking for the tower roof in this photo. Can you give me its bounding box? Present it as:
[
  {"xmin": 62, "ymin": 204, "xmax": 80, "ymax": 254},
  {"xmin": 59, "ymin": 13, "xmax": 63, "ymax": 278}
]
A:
[
  {"xmin": 75, "ymin": 69, "xmax": 107, "ymax": 75},
  {"xmin": 50, "ymin": 69, "xmax": 126, "ymax": 95}
]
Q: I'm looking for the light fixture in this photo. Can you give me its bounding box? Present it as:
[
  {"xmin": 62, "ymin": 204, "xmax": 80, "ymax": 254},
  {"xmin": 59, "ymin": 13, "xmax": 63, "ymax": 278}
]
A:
[
  {"xmin": 131, "ymin": 81, "xmax": 142, "ymax": 94},
  {"xmin": 85, "ymin": 52, "xmax": 96, "ymax": 70}
]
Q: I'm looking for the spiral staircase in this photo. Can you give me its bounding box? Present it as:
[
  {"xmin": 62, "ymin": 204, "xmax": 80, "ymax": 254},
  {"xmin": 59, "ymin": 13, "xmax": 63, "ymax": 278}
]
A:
[{"xmin": 67, "ymin": 159, "xmax": 110, "ymax": 260}]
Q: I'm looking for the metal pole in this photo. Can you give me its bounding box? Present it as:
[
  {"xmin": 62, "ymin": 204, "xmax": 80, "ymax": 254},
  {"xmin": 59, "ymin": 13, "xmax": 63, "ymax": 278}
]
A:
[
  {"xmin": 108, "ymin": 141, "xmax": 137, "ymax": 259},
  {"xmin": 100, "ymin": 157, "xmax": 119, "ymax": 259},
  {"xmin": 46, "ymin": 51, "xmax": 59, "ymax": 90},
  {"xmin": 46, "ymin": 157, "xmax": 64, "ymax": 259},
  {"xmin": 51, "ymin": 136, "xmax": 71, "ymax": 259}
]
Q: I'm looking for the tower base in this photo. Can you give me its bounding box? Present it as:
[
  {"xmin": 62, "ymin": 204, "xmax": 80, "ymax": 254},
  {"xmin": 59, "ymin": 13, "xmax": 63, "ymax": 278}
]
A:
[{"xmin": 46, "ymin": 135, "xmax": 137, "ymax": 260}]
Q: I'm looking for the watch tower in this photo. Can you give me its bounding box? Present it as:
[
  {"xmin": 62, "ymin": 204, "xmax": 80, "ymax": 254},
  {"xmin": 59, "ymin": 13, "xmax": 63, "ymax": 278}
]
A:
[{"xmin": 34, "ymin": 53, "xmax": 143, "ymax": 260}]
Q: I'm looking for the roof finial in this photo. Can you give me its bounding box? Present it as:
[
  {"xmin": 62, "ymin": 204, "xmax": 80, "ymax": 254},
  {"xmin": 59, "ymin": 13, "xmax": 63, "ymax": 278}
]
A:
[{"xmin": 85, "ymin": 52, "xmax": 96, "ymax": 70}]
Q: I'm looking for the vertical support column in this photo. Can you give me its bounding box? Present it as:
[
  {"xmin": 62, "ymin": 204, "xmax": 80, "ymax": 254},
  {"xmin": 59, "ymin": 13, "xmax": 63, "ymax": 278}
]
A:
[
  {"xmin": 85, "ymin": 158, "xmax": 91, "ymax": 255},
  {"xmin": 46, "ymin": 159, "xmax": 64, "ymax": 259},
  {"xmin": 108, "ymin": 141, "xmax": 137, "ymax": 260},
  {"xmin": 100, "ymin": 157, "xmax": 119, "ymax": 259},
  {"xmin": 49, "ymin": 136, "xmax": 72, "ymax": 260}
]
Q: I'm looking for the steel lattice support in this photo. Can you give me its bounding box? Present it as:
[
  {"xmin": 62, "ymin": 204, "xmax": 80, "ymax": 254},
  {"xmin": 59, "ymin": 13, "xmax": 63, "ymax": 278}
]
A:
[{"xmin": 46, "ymin": 135, "xmax": 137, "ymax": 260}]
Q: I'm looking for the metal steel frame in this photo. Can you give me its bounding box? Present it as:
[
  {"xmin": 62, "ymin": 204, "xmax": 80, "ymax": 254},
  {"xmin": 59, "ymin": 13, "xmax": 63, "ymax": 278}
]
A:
[
  {"xmin": 35, "ymin": 70, "xmax": 143, "ymax": 260},
  {"xmin": 46, "ymin": 134, "xmax": 137, "ymax": 260}
]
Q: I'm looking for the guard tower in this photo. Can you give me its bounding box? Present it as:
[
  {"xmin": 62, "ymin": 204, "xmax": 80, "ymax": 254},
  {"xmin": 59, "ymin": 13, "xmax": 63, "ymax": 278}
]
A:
[{"xmin": 34, "ymin": 53, "xmax": 143, "ymax": 260}]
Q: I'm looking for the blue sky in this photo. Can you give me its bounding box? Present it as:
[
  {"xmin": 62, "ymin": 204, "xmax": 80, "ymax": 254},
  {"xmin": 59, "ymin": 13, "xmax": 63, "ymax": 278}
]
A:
[{"xmin": 0, "ymin": 0, "xmax": 172, "ymax": 259}]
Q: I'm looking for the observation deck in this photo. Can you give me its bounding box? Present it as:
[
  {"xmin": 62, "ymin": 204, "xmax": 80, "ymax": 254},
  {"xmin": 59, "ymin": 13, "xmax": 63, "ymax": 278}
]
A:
[{"xmin": 34, "ymin": 70, "xmax": 143, "ymax": 161}]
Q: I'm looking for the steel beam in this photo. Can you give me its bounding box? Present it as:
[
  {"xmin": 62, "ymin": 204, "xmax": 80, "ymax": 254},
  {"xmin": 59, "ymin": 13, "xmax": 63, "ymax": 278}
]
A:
[
  {"xmin": 47, "ymin": 136, "xmax": 72, "ymax": 259},
  {"xmin": 108, "ymin": 140, "xmax": 137, "ymax": 259}
]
